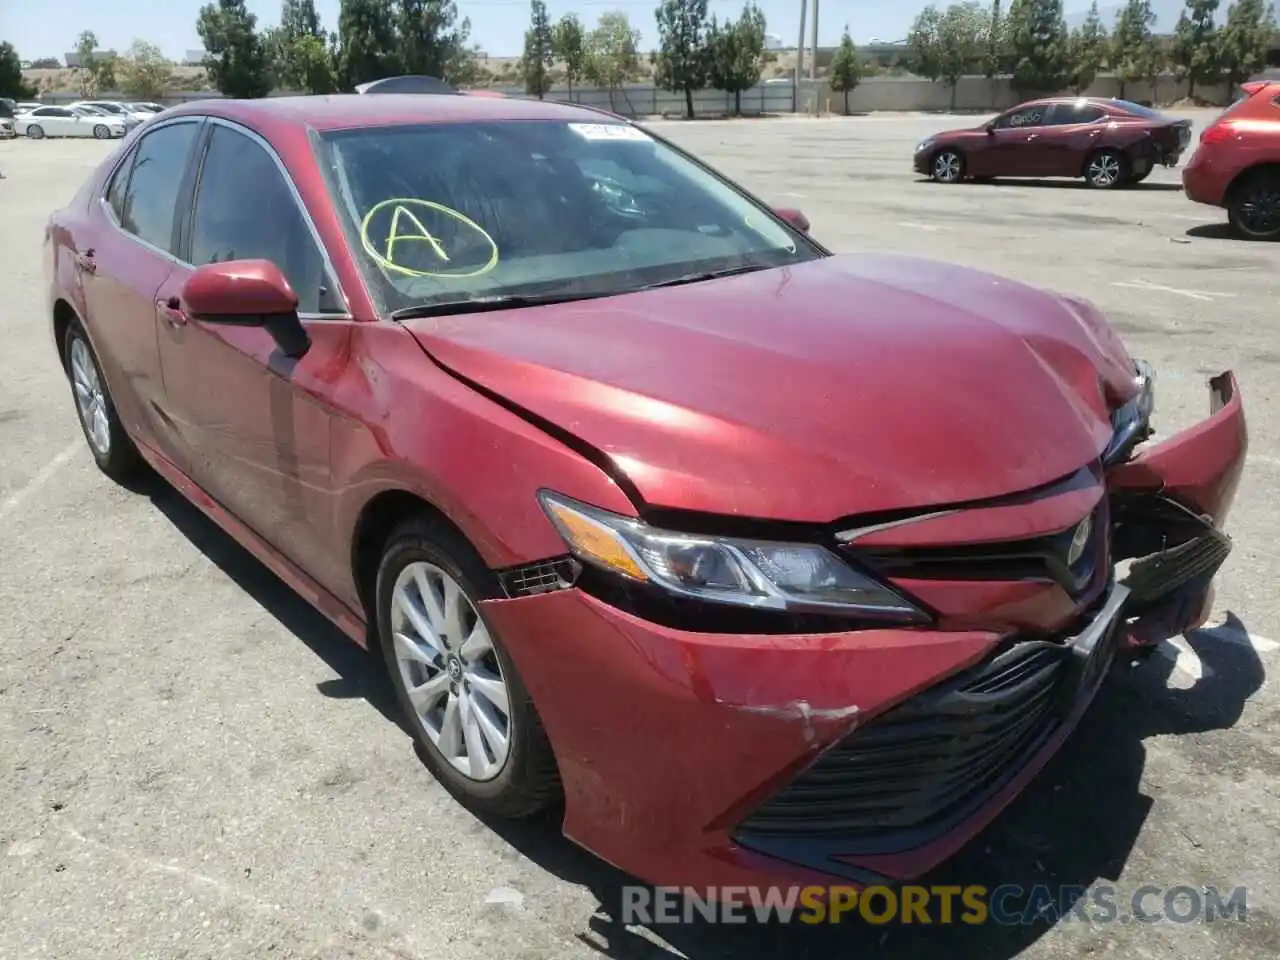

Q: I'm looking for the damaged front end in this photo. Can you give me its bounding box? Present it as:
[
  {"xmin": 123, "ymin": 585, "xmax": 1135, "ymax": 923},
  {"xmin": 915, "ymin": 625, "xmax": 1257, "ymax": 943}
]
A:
[{"xmin": 1111, "ymin": 371, "xmax": 1246, "ymax": 652}]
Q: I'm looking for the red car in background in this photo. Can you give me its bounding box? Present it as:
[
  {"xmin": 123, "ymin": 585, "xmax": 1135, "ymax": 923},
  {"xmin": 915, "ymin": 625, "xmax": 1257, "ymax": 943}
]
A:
[
  {"xmin": 915, "ymin": 97, "xmax": 1193, "ymax": 188},
  {"xmin": 45, "ymin": 94, "xmax": 1246, "ymax": 895},
  {"xmin": 1183, "ymin": 80, "xmax": 1280, "ymax": 239}
]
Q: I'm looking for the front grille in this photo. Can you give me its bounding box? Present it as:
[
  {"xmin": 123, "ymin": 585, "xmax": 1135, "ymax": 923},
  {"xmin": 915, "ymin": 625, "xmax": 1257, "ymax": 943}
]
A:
[
  {"xmin": 734, "ymin": 614, "xmax": 1118, "ymax": 853},
  {"xmin": 854, "ymin": 501, "xmax": 1108, "ymax": 597},
  {"xmin": 1122, "ymin": 528, "xmax": 1231, "ymax": 610}
]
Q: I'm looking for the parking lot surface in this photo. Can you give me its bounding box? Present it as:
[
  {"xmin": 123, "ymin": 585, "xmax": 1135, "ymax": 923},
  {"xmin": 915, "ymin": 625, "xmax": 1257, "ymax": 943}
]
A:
[{"xmin": 2, "ymin": 109, "xmax": 1279, "ymax": 960}]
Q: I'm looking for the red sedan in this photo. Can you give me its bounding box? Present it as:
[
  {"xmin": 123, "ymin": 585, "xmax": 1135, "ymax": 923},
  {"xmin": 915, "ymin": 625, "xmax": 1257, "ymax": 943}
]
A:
[
  {"xmin": 46, "ymin": 94, "xmax": 1246, "ymax": 894},
  {"xmin": 914, "ymin": 96, "xmax": 1192, "ymax": 188},
  {"xmin": 1183, "ymin": 80, "xmax": 1280, "ymax": 239}
]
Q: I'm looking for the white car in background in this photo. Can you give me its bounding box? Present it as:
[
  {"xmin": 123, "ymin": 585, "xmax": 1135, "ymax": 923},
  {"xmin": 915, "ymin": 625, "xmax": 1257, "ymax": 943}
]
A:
[
  {"xmin": 69, "ymin": 100, "xmax": 148, "ymax": 130},
  {"xmin": 16, "ymin": 105, "xmax": 127, "ymax": 139}
]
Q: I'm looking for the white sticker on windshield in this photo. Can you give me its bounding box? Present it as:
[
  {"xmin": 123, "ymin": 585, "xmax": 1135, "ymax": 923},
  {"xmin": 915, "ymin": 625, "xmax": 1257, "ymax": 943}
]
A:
[{"xmin": 568, "ymin": 122, "xmax": 650, "ymax": 142}]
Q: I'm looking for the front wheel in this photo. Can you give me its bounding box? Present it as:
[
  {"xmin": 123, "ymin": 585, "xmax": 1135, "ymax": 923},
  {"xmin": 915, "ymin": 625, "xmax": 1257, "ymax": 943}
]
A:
[
  {"xmin": 375, "ymin": 516, "xmax": 561, "ymax": 819},
  {"xmin": 26, "ymin": 124, "xmax": 44, "ymax": 140},
  {"xmin": 1227, "ymin": 171, "xmax": 1280, "ymax": 240},
  {"xmin": 931, "ymin": 149, "xmax": 964, "ymax": 184},
  {"xmin": 1084, "ymin": 149, "xmax": 1127, "ymax": 189},
  {"xmin": 93, "ymin": 124, "xmax": 110, "ymax": 140}
]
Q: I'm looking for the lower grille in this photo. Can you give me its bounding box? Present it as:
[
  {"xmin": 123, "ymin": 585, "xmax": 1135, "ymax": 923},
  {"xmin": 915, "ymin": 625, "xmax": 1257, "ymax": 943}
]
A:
[
  {"xmin": 734, "ymin": 601, "xmax": 1121, "ymax": 853},
  {"xmin": 1122, "ymin": 528, "xmax": 1231, "ymax": 611},
  {"xmin": 497, "ymin": 557, "xmax": 580, "ymax": 598}
]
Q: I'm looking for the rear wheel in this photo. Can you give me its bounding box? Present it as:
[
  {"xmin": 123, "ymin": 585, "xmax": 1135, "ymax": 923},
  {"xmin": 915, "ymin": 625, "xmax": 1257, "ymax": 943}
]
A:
[
  {"xmin": 931, "ymin": 149, "xmax": 964, "ymax": 184},
  {"xmin": 63, "ymin": 320, "xmax": 144, "ymax": 482},
  {"xmin": 375, "ymin": 516, "xmax": 561, "ymax": 819},
  {"xmin": 1084, "ymin": 149, "xmax": 1126, "ymax": 189},
  {"xmin": 1227, "ymin": 170, "xmax": 1280, "ymax": 241}
]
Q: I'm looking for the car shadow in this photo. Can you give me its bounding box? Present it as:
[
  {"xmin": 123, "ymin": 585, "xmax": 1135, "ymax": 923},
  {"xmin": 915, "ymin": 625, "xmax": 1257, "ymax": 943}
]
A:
[
  {"xmin": 961, "ymin": 177, "xmax": 1184, "ymax": 191},
  {"xmin": 139, "ymin": 471, "xmax": 1265, "ymax": 958},
  {"xmin": 1185, "ymin": 222, "xmax": 1254, "ymax": 241}
]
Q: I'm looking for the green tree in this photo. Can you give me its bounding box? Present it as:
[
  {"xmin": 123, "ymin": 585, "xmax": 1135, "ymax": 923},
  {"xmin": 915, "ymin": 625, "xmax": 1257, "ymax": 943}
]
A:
[
  {"xmin": 984, "ymin": 0, "xmax": 1006, "ymax": 76},
  {"xmin": 1219, "ymin": 0, "xmax": 1276, "ymax": 92},
  {"xmin": 1068, "ymin": 0, "xmax": 1109, "ymax": 92},
  {"xmin": 907, "ymin": 6, "xmax": 945, "ymax": 82},
  {"xmin": 521, "ymin": 0, "xmax": 555, "ymax": 97},
  {"xmin": 935, "ymin": 2, "xmax": 986, "ymax": 109},
  {"xmin": 198, "ymin": 0, "xmax": 274, "ymax": 97},
  {"xmin": 0, "ymin": 43, "xmax": 36, "ymax": 99},
  {"xmin": 828, "ymin": 25, "xmax": 862, "ymax": 114},
  {"xmin": 1112, "ymin": 0, "xmax": 1157, "ymax": 99},
  {"xmin": 29, "ymin": 57, "xmax": 61, "ymax": 69},
  {"xmin": 707, "ymin": 2, "xmax": 767, "ymax": 116},
  {"xmin": 654, "ymin": 0, "xmax": 712, "ymax": 119},
  {"xmin": 337, "ymin": 0, "xmax": 400, "ymax": 87},
  {"xmin": 1006, "ymin": 0, "xmax": 1070, "ymax": 95},
  {"xmin": 552, "ymin": 14, "xmax": 587, "ymax": 99},
  {"xmin": 75, "ymin": 31, "xmax": 101, "ymax": 95},
  {"xmin": 117, "ymin": 40, "xmax": 174, "ymax": 99},
  {"xmin": 584, "ymin": 11, "xmax": 642, "ymax": 111},
  {"xmin": 1172, "ymin": 0, "xmax": 1221, "ymax": 97},
  {"xmin": 397, "ymin": 0, "xmax": 471, "ymax": 79},
  {"xmin": 269, "ymin": 0, "xmax": 337, "ymax": 91}
]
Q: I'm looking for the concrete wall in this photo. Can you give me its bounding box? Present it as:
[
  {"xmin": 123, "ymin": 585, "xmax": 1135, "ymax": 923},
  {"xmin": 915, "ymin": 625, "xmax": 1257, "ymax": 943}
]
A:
[{"xmin": 31, "ymin": 73, "xmax": 1239, "ymax": 117}]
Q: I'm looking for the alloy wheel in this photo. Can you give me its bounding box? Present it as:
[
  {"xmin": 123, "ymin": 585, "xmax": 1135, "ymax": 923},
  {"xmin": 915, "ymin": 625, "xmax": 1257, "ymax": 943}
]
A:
[
  {"xmin": 1086, "ymin": 153, "xmax": 1121, "ymax": 188},
  {"xmin": 391, "ymin": 560, "xmax": 512, "ymax": 781},
  {"xmin": 27, "ymin": 125, "xmax": 44, "ymax": 140},
  {"xmin": 93, "ymin": 125, "xmax": 109, "ymax": 140},
  {"xmin": 1235, "ymin": 182, "xmax": 1280, "ymax": 239},
  {"xmin": 69, "ymin": 337, "xmax": 111, "ymax": 457},
  {"xmin": 933, "ymin": 151, "xmax": 962, "ymax": 183}
]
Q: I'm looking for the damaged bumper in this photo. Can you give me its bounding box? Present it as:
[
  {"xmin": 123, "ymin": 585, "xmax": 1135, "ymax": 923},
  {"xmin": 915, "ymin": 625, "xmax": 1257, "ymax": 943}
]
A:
[{"xmin": 479, "ymin": 372, "xmax": 1246, "ymax": 892}]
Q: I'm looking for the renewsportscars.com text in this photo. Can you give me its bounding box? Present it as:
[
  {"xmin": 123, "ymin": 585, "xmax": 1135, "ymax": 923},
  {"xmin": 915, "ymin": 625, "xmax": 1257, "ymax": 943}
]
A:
[{"xmin": 621, "ymin": 884, "xmax": 1249, "ymax": 926}]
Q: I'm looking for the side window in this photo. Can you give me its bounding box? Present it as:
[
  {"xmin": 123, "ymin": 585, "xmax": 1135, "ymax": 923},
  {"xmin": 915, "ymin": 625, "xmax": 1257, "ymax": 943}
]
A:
[
  {"xmin": 105, "ymin": 146, "xmax": 137, "ymax": 221},
  {"xmin": 1048, "ymin": 104, "xmax": 1105, "ymax": 125},
  {"xmin": 1077, "ymin": 106, "xmax": 1106, "ymax": 123},
  {"xmin": 188, "ymin": 124, "xmax": 341, "ymax": 315},
  {"xmin": 118, "ymin": 122, "xmax": 200, "ymax": 252},
  {"xmin": 997, "ymin": 106, "xmax": 1047, "ymax": 128}
]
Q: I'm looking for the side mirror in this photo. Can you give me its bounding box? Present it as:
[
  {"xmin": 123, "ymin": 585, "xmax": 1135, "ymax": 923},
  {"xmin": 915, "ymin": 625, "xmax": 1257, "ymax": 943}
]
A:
[
  {"xmin": 180, "ymin": 259, "xmax": 311, "ymax": 358},
  {"xmin": 774, "ymin": 207, "xmax": 811, "ymax": 233}
]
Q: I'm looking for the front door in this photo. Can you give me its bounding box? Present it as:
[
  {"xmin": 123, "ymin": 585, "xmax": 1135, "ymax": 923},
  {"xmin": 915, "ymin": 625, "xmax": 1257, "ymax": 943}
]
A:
[
  {"xmin": 155, "ymin": 120, "xmax": 352, "ymax": 586},
  {"xmin": 982, "ymin": 104, "xmax": 1056, "ymax": 177},
  {"xmin": 1038, "ymin": 102, "xmax": 1110, "ymax": 177}
]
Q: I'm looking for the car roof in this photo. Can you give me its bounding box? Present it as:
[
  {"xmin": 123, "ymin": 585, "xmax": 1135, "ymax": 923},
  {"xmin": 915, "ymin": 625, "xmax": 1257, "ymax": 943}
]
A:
[{"xmin": 163, "ymin": 93, "xmax": 621, "ymax": 133}]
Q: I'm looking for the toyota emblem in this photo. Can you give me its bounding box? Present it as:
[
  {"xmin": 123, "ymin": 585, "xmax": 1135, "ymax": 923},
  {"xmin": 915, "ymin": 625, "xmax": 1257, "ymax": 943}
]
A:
[{"xmin": 1067, "ymin": 515, "xmax": 1093, "ymax": 566}]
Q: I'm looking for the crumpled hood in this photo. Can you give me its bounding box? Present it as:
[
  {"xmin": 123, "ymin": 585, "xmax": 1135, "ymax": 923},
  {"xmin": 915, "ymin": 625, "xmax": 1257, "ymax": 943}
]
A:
[{"xmin": 405, "ymin": 254, "xmax": 1139, "ymax": 522}]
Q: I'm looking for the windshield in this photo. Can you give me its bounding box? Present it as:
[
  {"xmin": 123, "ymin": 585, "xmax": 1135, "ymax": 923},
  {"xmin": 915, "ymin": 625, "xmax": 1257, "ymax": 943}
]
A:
[
  {"xmin": 317, "ymin": 120, "xmax": 820, "ymax": 313},
  {"xmin": 91, "ymin": 103, "xmax": 127, "ymax": 114},
  {"xmin": 73, "ymin": 107, "xmax": 104, "ymax": 116}
]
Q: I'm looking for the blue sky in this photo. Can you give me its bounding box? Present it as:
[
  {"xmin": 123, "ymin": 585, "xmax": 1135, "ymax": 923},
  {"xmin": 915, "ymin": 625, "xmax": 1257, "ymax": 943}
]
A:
[{"xmin": 1, "ymin": 0, "xmax": 1180, "ymax": 63}]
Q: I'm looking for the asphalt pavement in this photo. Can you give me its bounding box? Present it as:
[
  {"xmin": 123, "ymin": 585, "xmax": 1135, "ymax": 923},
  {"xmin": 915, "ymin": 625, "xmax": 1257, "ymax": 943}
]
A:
[{"xmin": 2, "ymin": 108, "xmax": 1279, "ymax": 960}]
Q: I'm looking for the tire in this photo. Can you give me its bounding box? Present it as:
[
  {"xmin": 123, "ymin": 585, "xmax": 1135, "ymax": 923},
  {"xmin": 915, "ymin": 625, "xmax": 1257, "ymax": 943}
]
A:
[
  {"xmin": 930, "ymin": 148, "xmax": 964, "ymax": 184},
  {"xmin": 63, "ymin": 320, "xmax": 144, "ymax": 482},
  {"xmin": 1084, "ymin": 149, "xmax": 1127, "ymax": 189},
  {"xmin": 26, "ymin": 124, "xmax": 44, "ymax": 140},
  {"xmin": 1227, "ymin": 170, "xmax": 1280, "ymax": 241},
  {"xmin": 375, "ymin": 515, "xmax": 561, "ymax": 819},
  {"xmin": 93, "ymin": 124, "xmax": 109, "ymax": 140}
]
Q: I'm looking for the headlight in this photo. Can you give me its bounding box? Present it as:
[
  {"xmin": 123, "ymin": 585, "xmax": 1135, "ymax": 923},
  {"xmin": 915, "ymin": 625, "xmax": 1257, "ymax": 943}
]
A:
[
  {"xmin": 539, "ymin": 491, "xmax": 926, "ymax": 621},
  {"xmin": 916, "ymin": 140, "xmax": 932, "ymax": 153},
  {"xmin": 1102, "ymin": 358, "xmax": 1155, "ymax": 466}
]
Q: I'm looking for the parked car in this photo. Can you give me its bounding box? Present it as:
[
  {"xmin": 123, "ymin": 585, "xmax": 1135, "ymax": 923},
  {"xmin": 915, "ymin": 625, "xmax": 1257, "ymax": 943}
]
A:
[
  {"xmin": 915, "ymin": 97, "xmax": 1193, "ymax": 188},
  {"xmin": 14, "ymin": 101, "xmax": 43, "ymax": 114},
  {"xmin": 0, "ymin": 118, "xmax": 16, "ymax": 139},
  {"xmin": 44, "ymin": 95, "xmax": 1246, "ymax": 894},
  {"xmin": 17, "ymin": 105, "xmax": 127, "ymax": 139},
  {"xmin": 126, "ymin": 101, "xmax": 166, "ymax": 114},
  {"xmin": 70, "ymin": 100, "xmax": 147, "ymax": 130},
  {"xmin": 1182, "ymin": 80, "xmax": 1280, "ymax": 240}
]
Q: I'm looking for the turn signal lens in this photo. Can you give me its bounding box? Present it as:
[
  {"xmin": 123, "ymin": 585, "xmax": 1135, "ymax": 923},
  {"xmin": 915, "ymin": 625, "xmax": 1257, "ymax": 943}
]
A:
[{"xmin": 541, "ymin": 496, "xmax": 649, "ymax": 582}]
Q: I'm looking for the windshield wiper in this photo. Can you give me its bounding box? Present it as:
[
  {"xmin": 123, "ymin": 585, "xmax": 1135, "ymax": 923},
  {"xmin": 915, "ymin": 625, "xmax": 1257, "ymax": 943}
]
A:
[
  {"xmin": 626, "ymin": 263, "xmax": 776, "ymax": 292},
  {"xmin": 389, "ymin": 292, "xmax": 605, "ymax": 321}
]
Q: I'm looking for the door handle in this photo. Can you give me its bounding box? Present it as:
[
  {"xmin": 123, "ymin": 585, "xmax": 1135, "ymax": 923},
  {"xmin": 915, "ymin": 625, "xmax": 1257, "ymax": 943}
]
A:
[
  {"xmin": 74, "ymin": 248, "xmax": 96, "ymax": 273},
  {"xmin": 158, "ymin": 296, "xmax": 188, "ymax": 326},
  {"xmin": 1026, "ymin": 134, "xmax": 1040, "ymax": 141}
]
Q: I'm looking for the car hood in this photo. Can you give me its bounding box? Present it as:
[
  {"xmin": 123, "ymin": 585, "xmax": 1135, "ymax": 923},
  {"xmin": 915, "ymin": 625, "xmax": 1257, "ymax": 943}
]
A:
[{"xmin": 404, "ymin": 254, "xmax": 1140, "ymax": 523}]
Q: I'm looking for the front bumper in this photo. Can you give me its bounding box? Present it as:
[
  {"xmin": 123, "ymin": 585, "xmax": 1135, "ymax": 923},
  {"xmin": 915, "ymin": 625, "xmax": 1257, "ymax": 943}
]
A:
[{"xmin": 479, "ymin": 372, "xmax": 1246, "ymax": 892}]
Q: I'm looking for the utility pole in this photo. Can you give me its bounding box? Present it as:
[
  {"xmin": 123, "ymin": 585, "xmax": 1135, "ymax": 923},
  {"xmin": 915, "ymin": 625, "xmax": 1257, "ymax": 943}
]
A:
[
  {"xmin": 809, "ymin": 0, "xmax": 819, "ymax": 81},
  {"xmin": 796, "ymin": 0, "xmax": 807, "ymax": 88}
]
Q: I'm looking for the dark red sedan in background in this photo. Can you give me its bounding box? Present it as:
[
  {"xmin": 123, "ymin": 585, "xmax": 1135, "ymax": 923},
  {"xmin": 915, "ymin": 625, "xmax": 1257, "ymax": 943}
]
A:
[
  {"xmin": 1183, "ymin": 80, "xmax": 1280, "ymax": 239},
  {"xmin": 915, "ymin": 96, "xmax": 1193, "ymax": 188},
  {"xmin": 46, "ymin": 94, "xmax": 1246, "ymax": 895}
]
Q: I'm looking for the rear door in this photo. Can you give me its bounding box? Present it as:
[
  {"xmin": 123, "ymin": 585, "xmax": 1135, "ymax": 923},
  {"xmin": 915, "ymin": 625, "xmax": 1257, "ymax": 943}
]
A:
[
  {"xmin": 1039, "ymin": 102, "xmax": 1109, "ymax": 176},
  {"xmin": 983, "ymin": 104, "xmax": 1056, "ymax": 176},
  {"xmin": 79, "ymin": 117, "xmax": 204, "ymax": 466}
]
